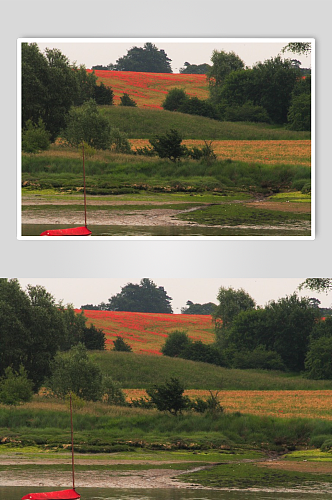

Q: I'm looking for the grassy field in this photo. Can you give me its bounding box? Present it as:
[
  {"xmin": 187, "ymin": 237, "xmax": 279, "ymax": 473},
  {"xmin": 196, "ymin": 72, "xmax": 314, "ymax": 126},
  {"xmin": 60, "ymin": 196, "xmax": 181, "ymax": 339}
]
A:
[
  {"xmin": 90, "ymin": 351, "xmax": 332, "ymax": 391},
  {"xmin": 98, "ymin": 106, "xmax": 311, "ymax": 140}
]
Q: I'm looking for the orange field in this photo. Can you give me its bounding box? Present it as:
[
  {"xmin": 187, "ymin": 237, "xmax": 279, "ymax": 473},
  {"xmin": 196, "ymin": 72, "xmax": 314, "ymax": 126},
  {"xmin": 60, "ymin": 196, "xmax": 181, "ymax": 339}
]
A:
[
  {"xmin": 130, "ymin": 139, "xmax": 311, "ymax": 166},
  {"xmin": 124, "ymin": 389, "xmax": 332, "ymax": 420},
  {"xmin": 78, "ymin": 310, "xmax": 215, "ymax": 354},
  {"xmin": 88, "ymin": 69, "xmax": 209, "ymax": 108}
]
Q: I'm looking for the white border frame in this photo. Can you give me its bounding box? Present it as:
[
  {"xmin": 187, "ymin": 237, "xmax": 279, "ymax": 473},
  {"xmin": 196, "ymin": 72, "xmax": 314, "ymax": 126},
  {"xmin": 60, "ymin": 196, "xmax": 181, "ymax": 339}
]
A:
[{"xmin": 17, "ymin": 37, "xmax": 315, "ymax": 241}]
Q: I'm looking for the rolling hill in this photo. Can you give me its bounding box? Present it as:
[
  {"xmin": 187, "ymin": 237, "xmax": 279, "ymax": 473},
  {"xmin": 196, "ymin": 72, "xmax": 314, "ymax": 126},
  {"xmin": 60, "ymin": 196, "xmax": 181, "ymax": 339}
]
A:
[
  {"xmin": 77, "ymin": 309, "xmax": 215, "ymax": 354},
  {"xmin": 88, "ymin": 69, "xmax": 209, "ymax": 108}
]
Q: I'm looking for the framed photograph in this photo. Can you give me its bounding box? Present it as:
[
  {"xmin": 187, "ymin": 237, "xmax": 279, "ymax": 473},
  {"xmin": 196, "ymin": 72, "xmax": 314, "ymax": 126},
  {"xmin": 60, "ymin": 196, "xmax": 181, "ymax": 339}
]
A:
[{"xmin": 18, "ymin": 38, "xmax": 314, "ymax": 240}]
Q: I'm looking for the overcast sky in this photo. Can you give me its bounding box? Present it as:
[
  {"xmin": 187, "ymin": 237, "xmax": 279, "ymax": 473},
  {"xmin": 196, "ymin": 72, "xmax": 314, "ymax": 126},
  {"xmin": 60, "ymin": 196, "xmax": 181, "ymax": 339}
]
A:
[
  {"xmin": 33, "ymin": 38, "xmax": 313, "ymax": 73},
  {"xmin": 15, "ymin": 278, "xmax": 330, "ymax": 312}
]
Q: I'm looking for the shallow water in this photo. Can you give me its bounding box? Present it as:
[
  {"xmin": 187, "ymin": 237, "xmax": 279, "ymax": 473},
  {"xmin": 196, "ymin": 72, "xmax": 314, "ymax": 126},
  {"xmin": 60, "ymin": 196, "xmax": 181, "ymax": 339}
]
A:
[
  {"xmin": 2, "ymin": 488, "xmax": 332, "ymax": 500},
  {"xmin": 21, "ymin": 224, "xmax": 311, "ymax": 237}
]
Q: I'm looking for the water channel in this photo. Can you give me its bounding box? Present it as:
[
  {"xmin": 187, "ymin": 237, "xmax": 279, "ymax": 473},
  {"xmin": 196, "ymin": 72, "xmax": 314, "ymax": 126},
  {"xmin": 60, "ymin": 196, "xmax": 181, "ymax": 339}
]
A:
[
  {"xmin": 21, "ymin": 224, "xmax": 310, "ymax": 237},
  {"xmin": 2, "ymin": 487, "xmax": 332, "ymax": 500}
]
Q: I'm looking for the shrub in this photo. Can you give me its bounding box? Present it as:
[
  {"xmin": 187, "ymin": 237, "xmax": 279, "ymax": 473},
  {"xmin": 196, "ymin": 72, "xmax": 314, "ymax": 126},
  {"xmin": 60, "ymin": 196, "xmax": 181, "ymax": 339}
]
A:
[
  {"xmin": 161, "ymin": 331, "xmax": 191, "ymax": 357},
  {"xmin": 22, "ymin": 118, "xmax": 51, "ymax": 153},
  {"xmin": 224, "ymin": 103, "xmax": 271, "ymax": 123},
  {"xmin": 301, "ymin": 181, "xmax": 311, "ymax": 194},
  {"xmin": 146, "ymin": 377, "xmax": 190, "ymax": 416},
  {"xmin": 149, "ymin": 129, "xmax": 188, "ymax": 162},
  {"xmin": 287, "ymin": 93, "xmax": 311, "ymax": 131},
  {"xmin": 94, "ymin": 81, "xmax": 114, "ymax": 105},
  {"xmin": 190, "ymin": 391, "xmax": 223, "ymax": 414},
  {"xmin": 102, "ymin": 375, "xmax": 127, "ymax": 406},
  {"xmin": 0, "ymin": 366, "xmax": 33, "ymax": 405},
  {"xmin": 113, "ymin": 336, "xmax": 132, "ymax": 352},
  {"xmin": 232, "ymin": 346, "xmax": 285, "ymax": 370},
  {"xmin": 182, "ymin": 341, "xmax": 223, "ymax": 366},
  {"xmin": 119, "ymin": 93, "xmax": 137, "ymax": 107},
  {"xmin": 305, "ymin": 337, "xmax": 332, "ymax": 379},
  {"xmin": 109, "ymin": 128, "xmax": 132, "ymax": 153},
  {"xmin": 179, "ymin": 96, "xmax": 217, "ymax": 119},
  {"xmin": 186, "ymin": 141, "xmax": 217, "ymax": 163},
  {"xmin": 162, "ymin": 88, "xmax": 188, "ymax": 111}
]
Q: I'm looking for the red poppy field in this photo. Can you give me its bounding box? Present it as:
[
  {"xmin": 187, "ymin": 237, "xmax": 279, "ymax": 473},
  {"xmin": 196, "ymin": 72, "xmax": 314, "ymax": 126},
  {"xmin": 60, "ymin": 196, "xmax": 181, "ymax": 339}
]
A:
[
  {"xmin": 77, "ymin": 310, "xmax": 215, "ymax": 354},
  {"xmin": 88, "ymin": 69, "xmax": 209, "ymax": 109}
]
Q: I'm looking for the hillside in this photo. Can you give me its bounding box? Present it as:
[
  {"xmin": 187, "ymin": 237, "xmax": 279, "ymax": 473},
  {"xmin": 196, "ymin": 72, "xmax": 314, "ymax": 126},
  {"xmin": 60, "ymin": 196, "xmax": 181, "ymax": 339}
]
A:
[
  {"xmin": 88, "ymin": 69, "xmax": 209, "ymax": 108},
  {"xmin": 91, "ymin": 351, "xmax": 332, "ymax": 391},
  {"xmin": 98, "ymin": 106, "xmax": 311, "ymax": 141},
  {"xmin": 78, "ymin": 309, "xmax": 215, "ymax": 354}
]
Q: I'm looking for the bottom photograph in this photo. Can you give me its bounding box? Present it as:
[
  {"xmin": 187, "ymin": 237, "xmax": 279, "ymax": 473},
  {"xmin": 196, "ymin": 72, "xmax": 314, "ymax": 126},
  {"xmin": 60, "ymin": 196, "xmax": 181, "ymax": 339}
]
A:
[{"xmin": 1, "ymin": 277, "xmax": 332, "ymax": 500}]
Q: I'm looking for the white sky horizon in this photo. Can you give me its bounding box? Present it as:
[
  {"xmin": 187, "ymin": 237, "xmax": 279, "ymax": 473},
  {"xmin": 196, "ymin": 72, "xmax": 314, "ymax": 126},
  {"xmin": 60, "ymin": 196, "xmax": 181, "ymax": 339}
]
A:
[
  {"xmin": 32, "ymin": 38, "xmax": 313, "ymax": 73},
  {"xmin": 15, "ymin": 278, "xmax": 331, "ymax": 313}
]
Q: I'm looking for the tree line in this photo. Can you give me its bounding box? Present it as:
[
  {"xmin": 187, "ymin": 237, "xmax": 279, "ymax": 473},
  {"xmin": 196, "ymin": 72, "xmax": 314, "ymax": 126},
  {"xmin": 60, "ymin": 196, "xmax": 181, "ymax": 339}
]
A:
[
  {"xmin": 1, "ymin": 277, "xmax": 332, "ymax": 407},
  {"xmin": 161, "ymin": 281, "xmax": 332, "ymax": 379},
  {"xmin": 163, "ymin": 52, "xmax": 311, "ymax": 131},
  {"xmin": 0, "ymin": 279, "xmax": 105, "ymax": 392},
  {"xmin": 22, "ymin": 41, "xmax": 311, "ymax": 156}
]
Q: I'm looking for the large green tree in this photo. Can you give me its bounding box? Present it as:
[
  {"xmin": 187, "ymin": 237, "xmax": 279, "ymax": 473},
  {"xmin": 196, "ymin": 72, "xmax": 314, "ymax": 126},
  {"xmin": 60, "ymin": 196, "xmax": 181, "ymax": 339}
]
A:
[
  {"xmin": 62, "ymin": 99, "xmax": 112, "ymax": 149},
  {"xmin": 105, "ymin": 278, "xmax": 173, "ymax": 313},
  {"xmin": 115, "ymin": 43, "xmax": 172, "ymax": 73},
  {"xmin": 207, "ymin": 50, "xmax": 245, "ymax": 104},
  {"xmin": 22, "ymin": 43, "xmax": 114, "ymax": 141},
  {"xmin": 281, "ymin": 42, "xmax": 312, "ymax": 56},
  {"xmin": 0, "ymin": 279, "xmax": 105, "ymax": 391},
  {"xmin": 220, "ymin": 57, "xmax": 300, "ymax": 124},
  {"xmin": 299, "ymin": 278, "xmax": 332, "ymax": 293},
  {"xmin": 226, "ymin": 294, "xmax": 320, "ymax": 372},
  {"xmin": 214, "ymin": 286, "xmax": 256, "ymax": 332},
  {"xmin": 47, "ymin": 343, "xmax": 103, "ymax": 401}
]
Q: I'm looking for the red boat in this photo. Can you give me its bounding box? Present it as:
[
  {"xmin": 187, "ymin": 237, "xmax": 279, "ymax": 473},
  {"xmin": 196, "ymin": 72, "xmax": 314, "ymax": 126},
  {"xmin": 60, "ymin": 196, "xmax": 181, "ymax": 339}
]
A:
[
  {"xmin": 22, "ymin": 395, "xmax": 80, "ymax": 500},
  {"xmin": 40, "ymin": 226, "xmax": 91, "ymax": 236},
  {"xmin": 40, "ymin": 143, "xmax": 91, "ymax": 236},
  {"xmin": 22, "ymin": 489, "xmax": 80, "ymax": 500}
]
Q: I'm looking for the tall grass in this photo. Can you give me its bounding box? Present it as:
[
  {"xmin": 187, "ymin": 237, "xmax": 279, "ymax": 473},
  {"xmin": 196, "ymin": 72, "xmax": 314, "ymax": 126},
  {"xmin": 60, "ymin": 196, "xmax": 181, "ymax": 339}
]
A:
[
  {"xmin": 22, "ymin": 156, "xmax": 311, "ymax": 194},
  {"xmin": 98, "ymin": 107, "xmax": 311, "ymax": 140},
  {"xmin": 0, "ymin": 402, "xmax": 330, "ymax": 451},
  {"xmin": 91, "ymin": 352, "xmax": 332, "ymax": 390}
]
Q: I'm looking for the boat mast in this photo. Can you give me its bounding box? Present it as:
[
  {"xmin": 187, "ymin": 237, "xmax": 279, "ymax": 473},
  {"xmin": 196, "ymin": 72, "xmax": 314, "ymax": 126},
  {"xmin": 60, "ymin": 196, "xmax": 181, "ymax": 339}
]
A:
[
  {"xmin": 70, "ymin": 393, "xmax": 76, "ymax": 490},
  {"xmin": 82, "ymin": 142, "xmax": 87, "ymax": 228}
]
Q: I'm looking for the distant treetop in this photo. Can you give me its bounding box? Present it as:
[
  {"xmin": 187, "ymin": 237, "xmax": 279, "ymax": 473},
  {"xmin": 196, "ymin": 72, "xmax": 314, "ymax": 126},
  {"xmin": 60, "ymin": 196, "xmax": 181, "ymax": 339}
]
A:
[
  {"xmin": 179, "ymin": 62, "xmax": 211, "ymax": 74},
  {"xmin": 113, "ymin": 43, "xmax": 172, "ymax": 73}
]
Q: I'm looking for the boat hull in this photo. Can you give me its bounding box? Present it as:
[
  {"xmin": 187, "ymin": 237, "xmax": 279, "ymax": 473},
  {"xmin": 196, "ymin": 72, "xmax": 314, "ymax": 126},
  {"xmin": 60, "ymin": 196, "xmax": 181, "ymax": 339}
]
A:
[
  {"xmin": 22, "ymin": 488, "xmax": 80, "ymax": 500},
  {"xmin": 40, "ymin": 226, "xmax": 92, "ymax": 236}
]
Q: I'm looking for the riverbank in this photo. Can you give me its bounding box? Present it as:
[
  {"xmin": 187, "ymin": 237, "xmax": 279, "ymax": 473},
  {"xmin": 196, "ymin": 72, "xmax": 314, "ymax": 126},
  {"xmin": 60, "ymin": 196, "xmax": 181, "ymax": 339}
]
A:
[{"xmin": 2, "ymin": 449, "xmax": 332, "ymax": 493}]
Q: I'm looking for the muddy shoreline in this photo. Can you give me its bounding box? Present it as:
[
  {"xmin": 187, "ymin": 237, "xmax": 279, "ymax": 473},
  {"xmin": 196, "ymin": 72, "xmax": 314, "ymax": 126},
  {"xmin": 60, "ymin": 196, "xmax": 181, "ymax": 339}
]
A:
[{"xmin": 2, "ymin": 455, "xmax": 332, "ymax": 493}]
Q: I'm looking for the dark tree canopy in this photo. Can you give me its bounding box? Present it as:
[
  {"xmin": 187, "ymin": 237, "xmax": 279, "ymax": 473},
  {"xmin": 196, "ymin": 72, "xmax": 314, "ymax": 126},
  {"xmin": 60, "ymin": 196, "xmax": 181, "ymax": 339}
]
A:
[
  {"xmin": 0, "ymin": 279, "xmax": 105, "ymax": 391},
  {"xmin": 115, "ymin": 43, "xmax": 172, "ymax": 73},
  {"xmin": 225, "ymin": 294, "xmax": 320, "ymax": 372},
  {"xmin": 214, "ymin": 286, "xmax": 256, "ymax": 331},
  {"xmin": 179, "ymin": 62, "xmax": 211, "ymax": 74},
  {"xmin": 181, "ymin": 300, "xmax": 217, "ymax": 315},
  {"xmin": 281, "ymin": 42, "xmax": 311, "ymax": 55},
  {"xmin": 220, "ymin": 57, "xmax": 300, "ymax": 124},
  {"xmin": 21, "ymin": 43, "xmax": 114, "ymax": 142},
  {"xmin": 105, "ymin": 278, "xmax": 173, "ymax": 313},
  {"xmin": 207, "ymin": 50, "xmax": 245, "ymax": 104}
]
